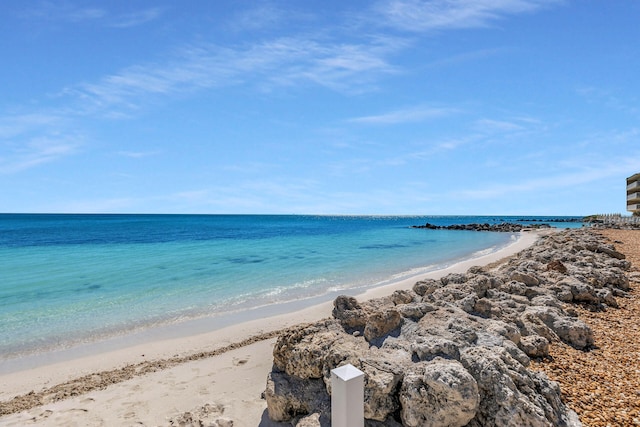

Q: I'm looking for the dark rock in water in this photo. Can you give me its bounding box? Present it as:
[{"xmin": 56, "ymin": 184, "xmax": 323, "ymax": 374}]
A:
[
  {"xmin": 411, "ymin": 222, "xmax": 552, "ymax": 232},
  {"xmin": 518, "ymin": 217, "xmax": 583, "ymax": 223},
  {"xmin": 266, "ymin": 229, "xmax": 630, "ymax": 426}
]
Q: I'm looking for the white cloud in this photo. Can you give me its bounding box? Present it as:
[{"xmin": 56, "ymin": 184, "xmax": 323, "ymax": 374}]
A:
[
  {"xmin": 0, "ymin": 112, "xmax": 81, "ymax": 174},
  {"xmin": 4, "ymin": 0, "xmax": 565, "ymax": 180},
  {"xmin": 0, "ymin": 135, "xmax": 81, "ymax": 174},
  {"xmin": 116, "ymin": 150, "xmax": 161, "ymax": 159},
  {"xmin": 349, "ymin": 105, "xmax": 459, "ymax": 125},
  {"xmin": 22, "ymin": 3, "xmax": 107, "ymax": 22},
  {"xmin": 229, "ymin": 4, "xmax": 288, "ymax": 32},
  {"xmin": 65, "ymin": 35, "xmax": 402, "ymax": 114},
  {"xmin": 21, "ymin": 3, "xmax": 161, "ymax": 28},
  {"xmin": 67, "ymin": 7, "xmax": 106, "ymax": 22},
  {"xmin": 457, "ymin": 157, "xmax": 640, "ymax": 201},
  {"xmin": 109, "ymin": 8, "xmax": 164, "ymax": 28},
  {"xmin": 375, "ymin": 0, "xmax": 560, "ymax": 32},
  {"xmin": 0, "ymin": 113, "xmax": 63, "ymax": 139},
  {"xmin": 426, "ymin": 47, "xmax": 510, "ymax": 68},
  {"xmin": 577, "ymin": 86, "xmax": 640, "ymax": 117},
  {"xmin": 473, "ymin": 118, "xmax": 525, "ymax": 133}
]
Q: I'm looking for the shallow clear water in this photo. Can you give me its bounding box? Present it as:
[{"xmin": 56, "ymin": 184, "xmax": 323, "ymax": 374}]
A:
[{"xmin": 0, "ymin": 214, "xmax": 582, "ymax": 359}]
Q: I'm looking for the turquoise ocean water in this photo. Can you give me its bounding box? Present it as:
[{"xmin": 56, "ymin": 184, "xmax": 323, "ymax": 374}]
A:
[{"xmin": 0, "ymin": 214, "xmax": 582, "ymax": 362}]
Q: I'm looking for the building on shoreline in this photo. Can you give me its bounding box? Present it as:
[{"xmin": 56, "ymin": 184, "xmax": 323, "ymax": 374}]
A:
[{"xmin": 628, "ymin": 173, "xmax": 640, "ymax": 215}]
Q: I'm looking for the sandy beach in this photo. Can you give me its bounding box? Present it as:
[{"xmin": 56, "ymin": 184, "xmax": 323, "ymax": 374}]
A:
[{"xmin": 0, "ymin": 231, "xmax": 541, "ymax": 426}]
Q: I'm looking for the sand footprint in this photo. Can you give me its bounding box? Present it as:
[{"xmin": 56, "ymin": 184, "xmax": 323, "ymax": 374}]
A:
[
  {"xmin": 232, "ymin": 356, "xmax": 249, "ymax": 366},
  {"xmin": 35, "ymin": 409, "xmax": 53, "ymax": 419},
  {"xmin": 64, "ymin": 408, "xmax": 89, "ymax": 414}
]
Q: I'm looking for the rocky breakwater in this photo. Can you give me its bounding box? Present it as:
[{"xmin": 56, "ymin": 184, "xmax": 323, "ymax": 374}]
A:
[
  {"xmin": 264, "ymin": 228, "xmax": 631, "ymax": 426},
  {"xmin": 411, "ymin": 222, "xmax": 551, "ymax": 232}
]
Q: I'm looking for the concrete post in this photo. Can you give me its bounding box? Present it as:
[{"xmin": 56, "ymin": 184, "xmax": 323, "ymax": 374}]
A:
[{"xmin": 331, "ymin": 363, "xmax": 365, "ymax": 427}]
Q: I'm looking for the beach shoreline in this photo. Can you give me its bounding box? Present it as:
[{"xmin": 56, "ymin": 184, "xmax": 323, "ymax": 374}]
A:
[
  {"xmin": 0, "ymin": 218, "xmax": 524, "ymax": 370},
  {"xmin": 0, "ymin": 230, "xmax": 541, "ymax": 425}
]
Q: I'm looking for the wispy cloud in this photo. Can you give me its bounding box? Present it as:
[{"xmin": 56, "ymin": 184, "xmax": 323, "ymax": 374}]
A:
[
  {"xmin": 116, "ymin": 150, "xmax": 161, "ymax": 158},
  {"xmin": 0, "ymin": 113, "xmax": 64, "ymax": 139},
  {"xmin": 21, "ymin": 2, "xmax": 162, "ymax": 28},
  {"xmin": 229, "ymin": 4, "xmax": 288, "ymax": 32},
  {"xmin": 0, "ymin": 134, "xmax": 81, "ymax": 174},
  {"xmin": 348, "ymin": 105, "xmax": 459, "ymax": 124},
  {"xmin": 473, "ymin": 118, "xmax": 526, "ymax": 133},
  {"xmin": 375, "ymin": 0, "xmax": 561, "ymax": 32},
  {"xmin": 66, "ymin": 35, "xmax": 402, "ymax": 114},
  {"xmin": 0, "ymin": 112, "xmax": 81, "ymax": 174},
  {"xmin": 377, "ymin": 134, "xmax": 479, "ymax": 167},
  {"xmin": 362, "ymin": 112, "xmax": 544, "ymax": 166},
  {"xmin": 426, "ymin": 47, "xmax": 510, "ymax": 68},
  {"xmin": 22, "ymin": 2, "xmax": 107, "ymax": 22},
  {"xmin": 577, "ymin": 86, "xmax": 640, "ymax": 117},
  {"xmin": 109, "ymin": 8, "xmax": 164, "ymax": 28},
  {"xmin": 457, "ymin": 156, "xmax": 639, "ymax": 200},
  {"xmin": 5, "ymin": 0, "xmax": 563, "ymax": 180},
  {"xmin": 3, "ymin": 30, "xmax": 402, "ymax": 174}
]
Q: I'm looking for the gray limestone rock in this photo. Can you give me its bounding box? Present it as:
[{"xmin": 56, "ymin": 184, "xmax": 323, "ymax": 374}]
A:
[
  {"xmin": 361, "ymin": 358, "xmax": 405, "ymax": 421},
  {"xmin": 364, "ymin": 309, "xmax": 403, "ymax": 343},
  {"xmin": 519, "ymin": 335, "xmax": 550, "ymax": 358},
  {"xmin": 595, "ymin": 245, "xmax": 626, "ymax": 260},
  {"xmin": 511, "ymin": 271, "xmax": 540, "ymax": 286},
  {"xmin": 295, "ymin": 413, "xmax": 321, "ymax": 427},
  {"xmin": 460, "ymin": 346, "xmax": 577, "ymax": 427},
  {"xmin": 399, "ymin": 360, "xmax": 479, "ymax": 427},
  {"xmin": 396, "ymin": 302, "xmax": 436, "ymax": 320},
  {"xmin": 524, "ymin": 305, "xmax": 594, "ymax": 349},
  {"xmin": 333, "ymin": 295, "xmax": 368, "ymax": 330},
  {"xmin": 265, "ymin": 372, "xmax": 328, "ymax": 423},
  {"xmin": 410, "ymin": 336, "xmax": 460, "ymax": 362},
  {"xmin": 265, "ymin": 228, "xmax": 633, "ymax": 426},
  {"xmin": 391, "ymin": 289, "xmax": 416, "ymax": 305},
  {"xmin": 413, "ymin": 279, "xmax": 441, "ymax": 296}
]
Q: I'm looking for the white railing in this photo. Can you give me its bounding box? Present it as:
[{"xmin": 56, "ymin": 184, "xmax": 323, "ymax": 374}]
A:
[
  {"xmin": 628, "ymin": 181, "xmax": 640, "ymax": 191},
  {"xmin": 592, "ymin": 213, "xmax": 640, "ymax": 226},
  {"xmin": 628, "ymin": 192, "xmax": 640, "ymax": 201}
]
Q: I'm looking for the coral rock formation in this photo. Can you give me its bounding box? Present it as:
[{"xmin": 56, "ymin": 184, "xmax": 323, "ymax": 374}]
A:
[{"xmin": 266, "ymin": 229, "xmax": 630, "ymax": 426}]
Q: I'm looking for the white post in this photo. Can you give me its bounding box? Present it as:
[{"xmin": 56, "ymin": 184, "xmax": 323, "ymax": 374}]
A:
[{"xmin": 331, "ymin": 363, "xmax": 365, "ymax": 427}]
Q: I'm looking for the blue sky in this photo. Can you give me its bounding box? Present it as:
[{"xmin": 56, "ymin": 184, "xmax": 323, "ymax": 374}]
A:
[{"xmin": 1, "ymin": 0, "xmax": 638, "ymax": 215}]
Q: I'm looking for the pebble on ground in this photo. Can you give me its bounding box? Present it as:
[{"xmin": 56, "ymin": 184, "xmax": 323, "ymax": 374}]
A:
[{"xmin": 531, "ymin": 229, "xmax": 640, "ymax": 427}]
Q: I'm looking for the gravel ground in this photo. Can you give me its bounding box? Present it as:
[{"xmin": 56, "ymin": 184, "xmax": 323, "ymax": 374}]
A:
[{"xmin": 531, "ymin": 229, "xmax": 640, "ymax": 426}]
